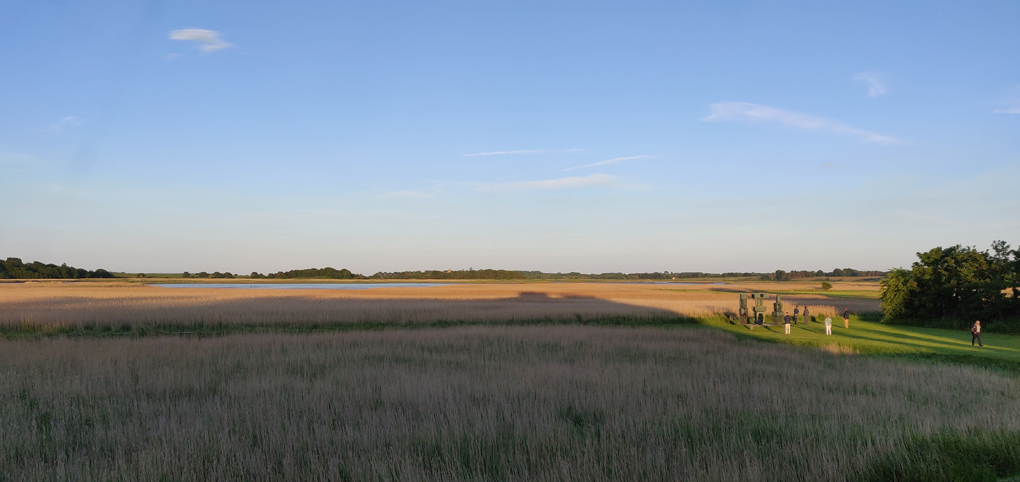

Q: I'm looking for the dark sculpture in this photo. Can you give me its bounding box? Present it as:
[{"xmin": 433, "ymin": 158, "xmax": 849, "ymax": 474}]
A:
[{"xmin": 739, "ymin": 293, "xmax": 783, "ymax": 326}]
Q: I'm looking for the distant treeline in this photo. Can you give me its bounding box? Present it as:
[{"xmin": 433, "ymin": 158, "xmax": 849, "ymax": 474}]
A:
[
  {"xmin": 182, "ymin": 271, "xmax": 239, "ymax": 279},
  {"xmin": 0, "ymin": 258, "xmax": 114, "ymax": 279},
  {"xmin": 0, "ymin": 256, "xmax": 884, "ymax": 282},
  {"xmin": 371, "ymin": 269, "xmax": 525, "ymax": 280},
  {"xmin": 181, "ymin": 268, "xmax": 361, "ymax": 279},
  {"xmin": 247, "ymin": 267, "xmax": 362, "ymax": 279},
  {"xmin": 512, "ymin": 271, "xmax": 735, "ymax": 280},
  {"xmin": 764, "ymin": 268, "xmax": 885, "ymax": 281},
  {"xmin": 881, "ymin": 241, "xmax": 1020, "ymax": 332},
  {"xmin": 368, "ymin": 269, "xmax": 882, "ymax": 281}
]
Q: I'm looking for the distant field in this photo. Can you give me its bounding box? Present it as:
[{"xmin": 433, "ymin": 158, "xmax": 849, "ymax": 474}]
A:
[
  {"xmin": 4, "ymin": 326, "xmax": 1020, "ymax": 481},
  {"xmin": 0, "ymin": 279, "xmax": 880, "ymax": 335}
]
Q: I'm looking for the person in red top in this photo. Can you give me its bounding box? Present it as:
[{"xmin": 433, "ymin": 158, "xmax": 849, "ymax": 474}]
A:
[{"xmin": 971, "ymin": 320, "xmax": 983, "ymax": 347}]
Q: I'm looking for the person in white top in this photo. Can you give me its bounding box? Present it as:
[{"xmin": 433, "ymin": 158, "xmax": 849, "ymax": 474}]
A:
[
  {"xmin": 971, "ymin": 320, "xmax": 983, "ymax": 347},
  {"xmin": 824, "ymin": 316, "xmax": 833, "ymax": 335}
]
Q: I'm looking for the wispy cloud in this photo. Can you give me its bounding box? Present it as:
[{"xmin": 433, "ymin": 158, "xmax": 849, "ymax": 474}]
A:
[
  {"xmin": 47, "ymin": 116, "xmax": 82, "ymax": 132},
  {"xmin": 703, "ymin": 102, "xmax": 902, "ymax": 144},
  {"xmin": 464, "ymin": 149, "xmax": 582, "ymax": 157},
  {"xmin": 169, "ymin": 29, "xmax": 234, "ymax": 53},
  {"xmin": 383, "ymin": 190, "xmax": 436, "ymax": 199},
  {"xmin": 477, "ymin": 173, "xmax": 617, "ymax": 192},
  {"xmin": 560, "ymin": 155, "xmax": 650, "ymax": 172},
  {"xmin": 993, "ymin": 108, "xmax": 1020, "ymax": 114},
  {"xmin": 854, "ymin": 72, "xmax": 887, "ymax": 98}
]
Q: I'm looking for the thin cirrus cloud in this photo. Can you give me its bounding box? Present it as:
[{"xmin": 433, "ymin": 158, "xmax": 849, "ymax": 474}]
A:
[
  {"xmin": 854, "ymin": 72, "xmax": 887, "ymax": 98},
  {"xmin": 476, "ymin": 173, "xmax": 617, "ymax": 192},
  {"xmin": 703, "ymin": 102, "xmax": 902, "ymax": 144},
  {"xmin": 463, "ymin": 149, "xmax": 582, "ymax": 157},
  {"xmin": 169, "ymin": 29, "xmax": 234, "ymax": 53},
  {"xmin": 383, "ymin": 190, "xmax": 436, "ymax": 199},
  {"xmin": 48, "ymin": 116, "xmax": 81, "ymax": 132},
  {"xmin": 560, "ymin": 155, "xmax": 650, "ymax": 172},
  {"xmin": 993, "ymin": 108, "xmax": 1020, "ymax": 114}
]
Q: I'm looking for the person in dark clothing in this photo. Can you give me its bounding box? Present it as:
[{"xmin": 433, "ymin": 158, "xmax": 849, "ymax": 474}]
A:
[
  {"xmin": 843, "ymin": 308, "xmax": 850, "ymax": 329},
  {"xmin": 784, "ymin": 313, "xmax": 791, "ymax": 334},
  {"xmin": 793, "ymin": 306, "xmax": 800, "ymax": 325},
  {"xmin": 972, "ymin": 320, "xmax": 983, "ymax": 347}
]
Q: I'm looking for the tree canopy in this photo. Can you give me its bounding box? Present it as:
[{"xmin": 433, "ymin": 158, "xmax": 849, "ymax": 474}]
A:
[
  {"xmin": 250, "ymin": 267, "xmax": 358, "ymax": 279},
  {"xmin": 881, "ymin": 241, "xmax": 1020, "ymax": 331},
  {"xmin": 0, "ymin": 258, "xmax": 114, "ymax": 279}
]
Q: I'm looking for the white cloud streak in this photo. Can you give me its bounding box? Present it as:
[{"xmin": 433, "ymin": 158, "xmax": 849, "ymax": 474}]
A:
[
  {"xmin": 477, "ymin": 173, "xmax": 617, "ymax": 192},
  {"xmin": 383, "ymin": 190, "xmax": 436, "ymax": 199},
  {"xmin": 854, "ymin": 72, "xmax": 887, "ymax": 98},
  {"xmin": 48, "ymin": 116, "xmax": 81, "ymax": 131},
  {"xmin": 703, "ymin": 102, "xmax": 902, "ymax": 144},
  {"xmin": 169, "ymin": 29, "xmax": 233, "ymax": 53},
  {"xmin": 464, "ymin": 149, "xmax": 582, "ymax": 157},
  {"xmin": 993, "ymin": 108, "xmax": 1020, "ymax": 114},
  {"xmin": 560, "ymin": 155, "xmax": 650, "ymax": 172}
]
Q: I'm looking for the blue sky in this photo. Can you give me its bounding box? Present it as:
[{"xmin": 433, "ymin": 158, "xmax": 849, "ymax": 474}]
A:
[{"xmin": 1, "ymin": 0, "xmax": 1018, "ymax": 274}]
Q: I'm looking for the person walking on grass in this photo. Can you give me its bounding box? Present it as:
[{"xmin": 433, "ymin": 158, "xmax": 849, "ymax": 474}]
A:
[
  {"xmin": 825, "ymin": 316, "xmax": 832, "ymax": 335},
  {"xmin": 972, "ymin": 320, "xmax": 983, "ymax": 347},
  {"xmin": 803, "ymin": 306, "xmax": 810, "ymax": 324},
  {"xmin": 843, "ymin": 308, "xmax": 850, "ymax": 329},
  {"xmin": 793, "ymin": 306, "xmax": 800, "ymax": 325},
  {"xmin": 784, "ymin": 312, "xmax": 791, "ymax": 334}
]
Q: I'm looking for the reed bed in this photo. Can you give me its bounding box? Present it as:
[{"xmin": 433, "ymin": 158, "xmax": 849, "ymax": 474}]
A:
[
  {"xmin": 2, "ymin": 326, "xmax": 1018, "ymax": 481},
  {"xmin": 0, "ymin": 282, "xmax": 879, "ymax": 330}
]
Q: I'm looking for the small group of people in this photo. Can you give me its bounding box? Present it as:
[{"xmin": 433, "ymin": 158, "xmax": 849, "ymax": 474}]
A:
[
  {"xmin": 782, "ymin": 306, "xmax": 809, "ymax": 334},
  {"xmin": 783, "ymin": 307, "xmax": 850, "ymax": 336},
  {"xmin": 775, "ymin": 305, "xmax": 987, "ymax": 348}
]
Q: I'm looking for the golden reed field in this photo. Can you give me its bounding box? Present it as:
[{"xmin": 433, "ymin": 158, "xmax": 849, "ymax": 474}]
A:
[
  {"xmin": 0, "ymin": 280, "xmax": 880, "ymax": 328},
  {"xmin": 4, "ymin": 326, "xmax": 1020, "ymax": 481}
]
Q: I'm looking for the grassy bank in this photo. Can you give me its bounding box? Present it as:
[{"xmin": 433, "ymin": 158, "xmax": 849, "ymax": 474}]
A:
[
  {"xmin": 3, "ymin": 326, "xmax": 1020, "ymax": 481},
  {"xmin": 700, "ymin": 315, "xmax": 1020, "ymax": 374}
]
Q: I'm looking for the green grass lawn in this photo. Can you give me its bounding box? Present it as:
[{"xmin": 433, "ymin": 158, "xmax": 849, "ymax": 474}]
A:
[{"xmin": 701, "ymin": 315, "xmax": 1020, "ymax": 372}]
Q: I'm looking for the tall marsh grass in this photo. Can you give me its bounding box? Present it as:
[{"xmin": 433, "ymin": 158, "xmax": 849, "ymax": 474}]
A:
[{"xmin": 2, "ymin": 326, "xmax": 1018, "ymax": 481}]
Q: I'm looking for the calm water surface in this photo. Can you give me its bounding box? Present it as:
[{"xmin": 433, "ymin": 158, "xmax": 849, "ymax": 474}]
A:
[
  {"xmin": 150, "ymin": 281, "xmax": 724, "ymax": 290},
  {"xmin": 151, "ymin": 283, "xmax": 452, "ymax": 290}
]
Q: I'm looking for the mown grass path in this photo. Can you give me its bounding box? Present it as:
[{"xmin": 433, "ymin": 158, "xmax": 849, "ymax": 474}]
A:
[{"xmin": 701, "ymin": 316, "xmax": 1020, "ymax": 372}]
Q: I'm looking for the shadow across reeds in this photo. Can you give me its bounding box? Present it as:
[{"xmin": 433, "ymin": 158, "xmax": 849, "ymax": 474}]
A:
[{"xmin": 0, "ymin": 291, "xmax": 697, "ymax": 338}]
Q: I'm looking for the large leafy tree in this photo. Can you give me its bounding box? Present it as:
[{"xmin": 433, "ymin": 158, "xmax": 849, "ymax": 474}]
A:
[{"xmin": 881, "ymin": 242, "xmax": 1020, "ymax": 330}]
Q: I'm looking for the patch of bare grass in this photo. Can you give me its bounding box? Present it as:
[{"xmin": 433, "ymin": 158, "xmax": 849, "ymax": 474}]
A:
[{"xmin": 820, "ymin": 343, "xmax": 862, "ymax": 355}]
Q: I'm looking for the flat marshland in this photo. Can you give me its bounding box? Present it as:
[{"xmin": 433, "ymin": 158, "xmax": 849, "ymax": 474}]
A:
[
  {"xmin": 3, "ymin": 280, "xmax": 1020, "ymax": 481},
  {"xmin": 4, "ymin": 326, "xmax": 1020, "ymax": 481},
  {"xmin": 0, "ymin": 280, "xmax": 878, "ymax": 333}
]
